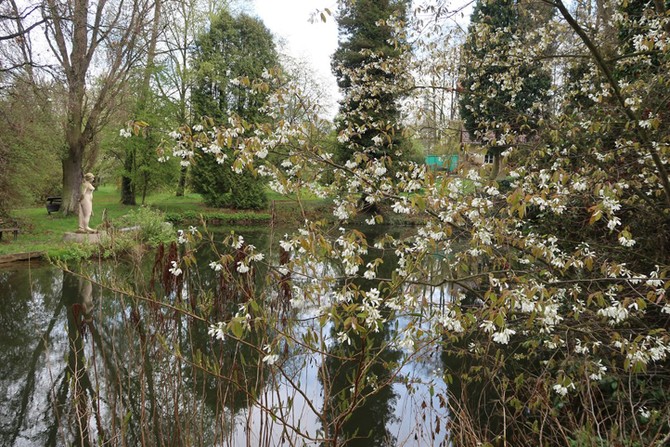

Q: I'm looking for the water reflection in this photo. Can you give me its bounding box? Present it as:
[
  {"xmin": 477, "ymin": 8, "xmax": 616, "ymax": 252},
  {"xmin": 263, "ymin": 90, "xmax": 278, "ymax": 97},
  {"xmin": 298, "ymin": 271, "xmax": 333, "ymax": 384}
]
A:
[
  {"xmin": 322, "ymin": 325, "xmax": 400, "ymax": 446},
  {"xmin": 0, "ymin": 226, "xmax": 454, "ymax": 446},
  {"xmin": 0, "ymin": 265, "xmax": 231, "ymax": 446},
  {"xmin": 320, "ymin": 230, "xmax": 403, "ymax": 446},
  {"xmin": 0, "ymin": 266, "xmax": 65, "ymax": 446}
]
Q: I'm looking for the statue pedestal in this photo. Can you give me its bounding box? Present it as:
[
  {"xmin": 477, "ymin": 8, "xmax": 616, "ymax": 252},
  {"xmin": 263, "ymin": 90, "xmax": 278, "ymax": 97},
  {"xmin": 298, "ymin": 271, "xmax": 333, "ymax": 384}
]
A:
[{"xmin": 63, "ymin": 231, "xmax": 107, "ymax": 244}]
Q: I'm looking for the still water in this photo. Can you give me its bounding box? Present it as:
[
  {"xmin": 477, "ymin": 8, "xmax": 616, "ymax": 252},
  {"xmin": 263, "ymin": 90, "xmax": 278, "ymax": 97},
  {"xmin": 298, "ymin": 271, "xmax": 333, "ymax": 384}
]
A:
[{"xmin": 0, "ymin": 227, "xmax": 453, "ymax": 446}]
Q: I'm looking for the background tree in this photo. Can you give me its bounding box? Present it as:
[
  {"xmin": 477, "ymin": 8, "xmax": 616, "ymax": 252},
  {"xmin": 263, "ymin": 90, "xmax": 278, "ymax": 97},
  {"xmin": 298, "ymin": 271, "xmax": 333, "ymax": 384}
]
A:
[
  {"xmin": 0, "ymin": 79, "xmax": 62, "ymax": 213},
  {"xmin": 40, "ymin": 0, "xmax": 154, "ymax": 214},
  {"xmin": 0, "ymin": 0, "xmax": 47, "ymax": 75},
  {"xmin": 406, "ymin": 17, "xmax": 465, "ymax": 159},
  {"xmin": 190, "ymin": 9, "xmax": 279, "ymax": 209},
  {"xmin": 112, "ymin": 117, "xmax": 181, "ymax": 205},
  {"xmin": 332, "ymin": 0, "xmax": 411, "ymax": 168},
  {"xmin": 155, "ymin": 0, "xmax": 202, "ymax": 197},
  {"xmin": 119, "ymin": 0, "xmax": 164, "ymax": 205},
  {"xmin": 458, "ymin": 0, "xmax": 551, "ymax": 179},
  {"xmin": 152, "ymin": 0, "xmax": 236, "ymax": 197}
]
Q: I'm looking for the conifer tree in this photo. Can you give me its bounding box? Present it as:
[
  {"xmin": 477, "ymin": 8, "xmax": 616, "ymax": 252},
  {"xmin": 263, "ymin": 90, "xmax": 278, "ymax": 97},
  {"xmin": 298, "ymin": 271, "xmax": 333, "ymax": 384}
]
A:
[
  {"xmin": 332, "ymin": 0, "xmax": 410, "ymax": 166},
  {"xmin": 190, "ymin": 11, "xmax": 278, "ymax": 209},
  {"xmin": 459, "ymin": 0, "xmax": 551, "ymax": 178}
]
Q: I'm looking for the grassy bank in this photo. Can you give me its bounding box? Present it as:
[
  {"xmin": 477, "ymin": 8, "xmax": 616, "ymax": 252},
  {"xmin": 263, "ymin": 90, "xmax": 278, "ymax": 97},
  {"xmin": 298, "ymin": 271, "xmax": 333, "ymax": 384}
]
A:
[
  {"xmin": 0, "ymin": 186, "xmax": 331, "ymax": 260},
  {"xmin": 1, "ymin": 184, "xmax": 438, "ymax": 261}
]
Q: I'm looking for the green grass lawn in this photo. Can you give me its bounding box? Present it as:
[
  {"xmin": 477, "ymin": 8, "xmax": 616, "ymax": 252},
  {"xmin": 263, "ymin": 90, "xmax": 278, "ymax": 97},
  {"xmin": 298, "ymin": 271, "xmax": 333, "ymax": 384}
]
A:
[
  {"xmin": 0, "ymin": 185, "xmax": 331, "ymax": 258},
  {"xmin": 1, "ymin": 175, "xmax": 476, "ymax": 260},
  {"xmin": 0, "ymin": 186, "xmax": 214, "ymax": 257}
]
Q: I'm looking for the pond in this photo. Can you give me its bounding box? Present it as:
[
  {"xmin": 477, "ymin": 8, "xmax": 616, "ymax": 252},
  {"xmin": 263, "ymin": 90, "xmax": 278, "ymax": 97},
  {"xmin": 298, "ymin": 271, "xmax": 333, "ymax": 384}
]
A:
[{"xmin": 0, "ymin": 226, "xmax": 456, "ymax": 446}]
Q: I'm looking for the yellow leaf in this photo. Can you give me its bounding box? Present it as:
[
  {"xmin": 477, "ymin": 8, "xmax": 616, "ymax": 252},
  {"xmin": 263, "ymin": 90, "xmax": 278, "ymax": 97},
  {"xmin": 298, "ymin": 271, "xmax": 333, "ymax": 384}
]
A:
[{"xmin": 589, "ymin": 208, "xmax": 602, "ymax": 225}]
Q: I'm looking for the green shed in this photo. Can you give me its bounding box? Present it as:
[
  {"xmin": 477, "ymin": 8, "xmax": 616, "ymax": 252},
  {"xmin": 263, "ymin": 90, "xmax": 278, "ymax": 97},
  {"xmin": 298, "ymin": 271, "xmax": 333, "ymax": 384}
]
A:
[{"xmin": 425, "ymin": 154, "xmax": 459, "ymax": 172}]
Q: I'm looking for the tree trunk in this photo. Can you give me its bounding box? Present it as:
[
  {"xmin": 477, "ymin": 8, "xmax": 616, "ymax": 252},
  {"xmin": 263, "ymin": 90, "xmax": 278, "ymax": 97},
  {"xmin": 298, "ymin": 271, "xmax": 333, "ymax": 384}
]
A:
[
  {"xmin": 120, "ymin": 178, "xmax": 136, "ymax": 205},
  {"xmin": 121, "ymin": 151, "xmax": 136, "ymax": 205},
  {"xmin": 490, "ymin": 153, "xmax": 501, "ymax": 180},
  {"xmin": 61, "ymin": 151, "xmax": 83, "ymax": 215},
  {"xmin": 176, "ymin": 165, "xmax": 187, "ymax": 196},
  {"xmin": 141, "ymin": 175, "xmax": 148, "ymax": 204}
]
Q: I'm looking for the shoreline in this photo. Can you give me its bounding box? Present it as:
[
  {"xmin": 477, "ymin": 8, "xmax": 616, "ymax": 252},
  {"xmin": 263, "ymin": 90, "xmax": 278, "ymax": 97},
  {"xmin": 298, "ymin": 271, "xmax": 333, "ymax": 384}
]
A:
[{"xmin": 0, "ymin": 251, "xmax": 47, "ymax": 265}]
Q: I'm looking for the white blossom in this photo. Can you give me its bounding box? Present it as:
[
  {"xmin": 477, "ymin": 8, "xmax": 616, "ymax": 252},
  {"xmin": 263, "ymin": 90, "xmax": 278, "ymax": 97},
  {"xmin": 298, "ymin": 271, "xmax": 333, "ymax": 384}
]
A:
[
  {"xmin": 552, "ymin": 382, "xmax": 574, "ymax": 397},
  {"xmin": 209, "ymin": 261, "xmax": 223, "ymax": 272},
  {"xmin": 177, "ymin": 230, "xmax": 187, "ymax": 244},
  {"xmin": 337, "ymin": 331, "xmax": 352, "ymax": 345},
  {"xmin": 479, "ymin": 320, "xmax": 496, "ymax": 334},
  {"xmin": 208, "ymin": 322, "xmax": 225, "ymax": 341},
  {"xmin": 262, "ymin": 354, "xmax": 279, "ymax": 365},
  {"xmin": 233, "ymin": 236, "xmax": 245, "ymax": 249},
  {"xmin": 589, "ymin": 361, "xmax": 607, "ymax": 381},
  {"xmin": 597, "ymin": 301, "xmax": 629, "ymax": 325},
  {"xmin": 492, "ymin": 328, "xmax": 516, "ymax": 345},
  {"xmin": 169, "ymin": 261, "xmax": 182, "ymax": 277}
]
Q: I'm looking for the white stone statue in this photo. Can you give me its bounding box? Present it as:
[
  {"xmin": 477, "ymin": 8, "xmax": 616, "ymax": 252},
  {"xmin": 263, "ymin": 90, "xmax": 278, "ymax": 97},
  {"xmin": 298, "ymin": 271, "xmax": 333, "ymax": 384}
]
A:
[{"xmin": 78, "ymin": 173, "xmax": 96, "ymax": 233}]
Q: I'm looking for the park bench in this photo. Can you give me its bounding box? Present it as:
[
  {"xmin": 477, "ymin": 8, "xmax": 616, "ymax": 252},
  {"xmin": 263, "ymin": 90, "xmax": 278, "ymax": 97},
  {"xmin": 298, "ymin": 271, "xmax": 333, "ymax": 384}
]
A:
[
  {"xmin": 47, "ymin": 197, "xmax": 63, "ymax": 215},
  {"xmin": 46, "ymin": 196, "xmax": 62, "ymax": 214},
  {"xmin": 0, "ymin": 218, "xmax": 20, "ymax": 241}
]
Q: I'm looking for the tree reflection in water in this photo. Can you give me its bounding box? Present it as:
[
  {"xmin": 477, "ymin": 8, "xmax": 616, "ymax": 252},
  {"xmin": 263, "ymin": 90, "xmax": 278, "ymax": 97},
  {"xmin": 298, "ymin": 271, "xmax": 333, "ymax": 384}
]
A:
[
  {"xmin": 0, "ymin": 226, "xmax": 452, "ymax": 446},
  {"xmin": 0, "ymin": 261, "xmax": 249, "ymax": 446},
  {"xmin": 322, "ymin": 323, "xmax": 400, "ymax": 446}
]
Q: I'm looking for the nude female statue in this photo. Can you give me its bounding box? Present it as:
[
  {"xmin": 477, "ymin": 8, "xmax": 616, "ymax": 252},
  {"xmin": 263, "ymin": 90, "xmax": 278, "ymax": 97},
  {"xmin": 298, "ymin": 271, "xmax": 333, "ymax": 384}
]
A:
[{"xmin": 78, "ymin": 173, "xmax": 96, "ymax": 233}]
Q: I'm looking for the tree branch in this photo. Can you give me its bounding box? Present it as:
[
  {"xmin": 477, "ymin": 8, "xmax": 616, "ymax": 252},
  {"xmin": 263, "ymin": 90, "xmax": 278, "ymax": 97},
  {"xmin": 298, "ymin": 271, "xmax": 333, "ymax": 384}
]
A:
[
  {"xmin": 553, "ymin": 0, "xmax": 670, "ymax": 211},
  {"xmin": 0, "ymin": 18, "xmax": 46, "ymax": 41}
]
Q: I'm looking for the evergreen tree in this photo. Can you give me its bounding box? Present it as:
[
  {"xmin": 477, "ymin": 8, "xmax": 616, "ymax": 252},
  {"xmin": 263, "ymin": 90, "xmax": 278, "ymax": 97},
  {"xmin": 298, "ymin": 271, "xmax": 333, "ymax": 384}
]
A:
[
  {"xmin": 190, "ymin": 11, "xmax": 278, "ymax": 209},
  {"xmin": 459, "ymin": 0, "xmax": 551, "ymax": 178},
  {"xmin": 332, "ymin": 0, "xmax": 410, "ymax": 166}
]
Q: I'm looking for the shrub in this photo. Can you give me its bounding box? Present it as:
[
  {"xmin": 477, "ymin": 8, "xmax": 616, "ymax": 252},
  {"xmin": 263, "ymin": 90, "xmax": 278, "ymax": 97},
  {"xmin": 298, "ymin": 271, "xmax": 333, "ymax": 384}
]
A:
[
  {"xmin": 115, "ymin": 206, "xmax": 174, "ymax": 246},
  {"xmin": 190, "ymin": 153, "xmax": 268, "ymax": 210}
]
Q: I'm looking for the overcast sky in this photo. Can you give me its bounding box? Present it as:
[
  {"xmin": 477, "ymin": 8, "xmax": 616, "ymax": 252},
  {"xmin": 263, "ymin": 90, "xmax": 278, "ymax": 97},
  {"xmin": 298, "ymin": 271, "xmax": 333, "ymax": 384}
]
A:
[
  {"xmin": 249, "ymin": 1, "xmax": 473, "ymax": 119},
  {"xmin": 251, "ymin": 0, "xmax": 340, "ymax": 116}
]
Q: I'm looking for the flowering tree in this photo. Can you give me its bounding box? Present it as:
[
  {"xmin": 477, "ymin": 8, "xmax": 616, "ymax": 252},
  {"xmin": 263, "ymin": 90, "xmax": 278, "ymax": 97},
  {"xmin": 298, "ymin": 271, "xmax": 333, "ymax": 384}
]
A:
[
  {"xmin": 459, "ymin": 0, "xmax": 552, "ymax": 179},
  {"xmin": 147, "ymin": 0, "xmax": 670, "ymax": 445},
  {"xmin": 332, "ymin": 0, "xmax": 413, "ymax": 181}
]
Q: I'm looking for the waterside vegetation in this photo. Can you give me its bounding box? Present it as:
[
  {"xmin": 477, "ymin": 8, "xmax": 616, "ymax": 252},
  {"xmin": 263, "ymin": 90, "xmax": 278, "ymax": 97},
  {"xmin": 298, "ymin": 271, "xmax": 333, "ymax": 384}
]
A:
[
  {"xmin": 1, "ymin": 0, "xmax": 670, "ymax": 446},
  {"xmin": 0, "ymin": 186, "xmax": 332, "ymax": 261}
]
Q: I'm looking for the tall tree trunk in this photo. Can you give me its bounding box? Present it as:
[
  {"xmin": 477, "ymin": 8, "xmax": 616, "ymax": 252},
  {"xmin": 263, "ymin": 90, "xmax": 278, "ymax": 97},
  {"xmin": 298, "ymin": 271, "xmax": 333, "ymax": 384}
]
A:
[
  {"xmin": 141, "ymin": 171, "xmax": 149, "ymax": 204},
  {"xmin": 62, "ymin": 154, "xmax": 83, "ymax": 215},
  {"xmin": 176, "ymin": 165, "xmax": 187, "ymax": 196},
  {"xmin": 490, "ymin": 153, "xmax": 501, "ymax": 180},
  {"xmin": 56, "ymin": 0, "xmax": 89, "ymax": 215},
  {"xmin": 121, "ymin": 152, "xmax": 136, "ymax": 205},
  {"xmin": 62, "ymin": 80, "xmax": 87, "ymax": 215}
]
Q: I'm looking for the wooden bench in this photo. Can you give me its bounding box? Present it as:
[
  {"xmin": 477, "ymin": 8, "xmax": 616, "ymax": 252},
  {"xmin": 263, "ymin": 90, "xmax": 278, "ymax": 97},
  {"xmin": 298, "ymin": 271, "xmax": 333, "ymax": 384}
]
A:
[{"xmin": 0, "ymin": 219, "xmax": 20, "ymax": 241}]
